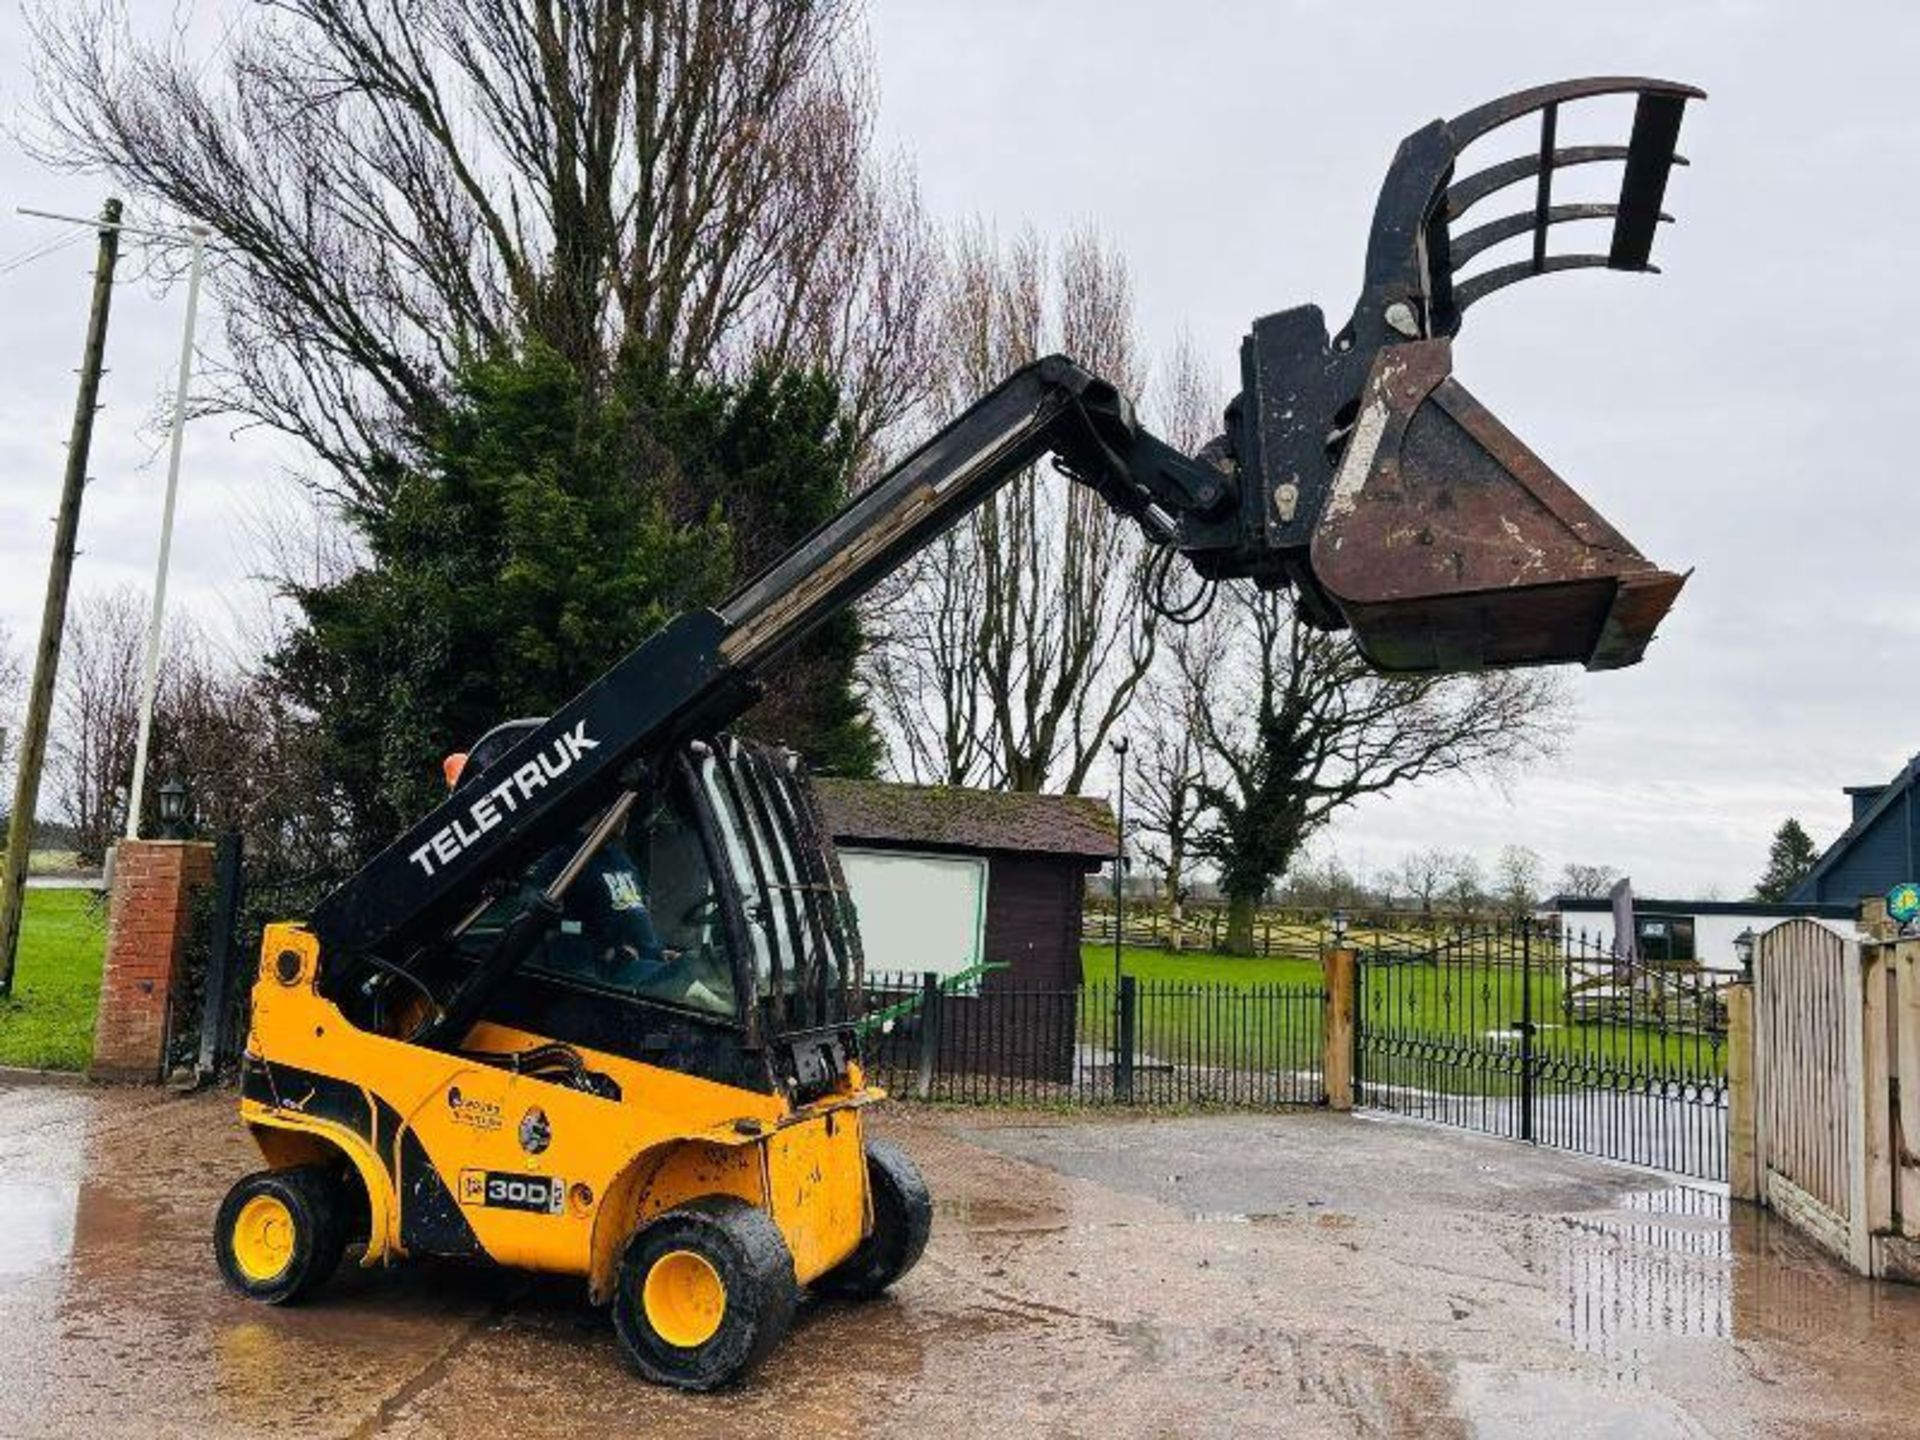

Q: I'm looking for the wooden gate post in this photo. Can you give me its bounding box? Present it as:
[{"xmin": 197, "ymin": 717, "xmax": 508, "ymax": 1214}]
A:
[
  {"xmin": 1323, "ymin": 948, "xmax": 1356, "ymax": 1110},
  {"xmin": 1727, "ymin": 980, "xmax": 1758, "ymax": 1203}
]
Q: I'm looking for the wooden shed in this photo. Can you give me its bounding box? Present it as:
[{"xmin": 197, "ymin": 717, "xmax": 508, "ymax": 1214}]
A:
[{"xmin": 812, "ymin": 778, "xmax": 1116, "ymax": 990}]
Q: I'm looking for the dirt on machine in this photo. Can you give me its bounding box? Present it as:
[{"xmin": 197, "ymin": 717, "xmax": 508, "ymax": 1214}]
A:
[{"xmin": 211, "ymin": 77, "xmax": 1703, "ymax": 1391}]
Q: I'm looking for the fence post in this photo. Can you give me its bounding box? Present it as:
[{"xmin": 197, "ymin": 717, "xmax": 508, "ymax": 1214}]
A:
[
  {"xmin": 1518, "ymin": 919, "xmax": 1536, "ymax": 1142},
  {"xmin": 1322, "ymin": 947, "xmax": 1355, "ymax": 1110},
  {"xmin": 1726, "ymin": 979, "xmax": 1757, "ymax": 1202},
  {"xmin": 915, "ymin": 970, "xmax": 941, "ymax": 1101},
  {"xmin": 193, "ymin": 830, "xmax": 244, "ymax": 1082},
  {"xmin": 1116, "ymin": 975, "xmax": 1137, "ymax": 1104}
]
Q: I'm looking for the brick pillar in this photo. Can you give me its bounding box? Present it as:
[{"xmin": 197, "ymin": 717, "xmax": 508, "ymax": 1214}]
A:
[{"xmin": 90, "ymin": 838, "xmax": 215, "ymax": 1082}]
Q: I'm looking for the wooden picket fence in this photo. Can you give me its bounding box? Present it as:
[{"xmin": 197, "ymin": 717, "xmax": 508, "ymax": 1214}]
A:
[
  {"xmin": 1744, "ymin": 916, "xmax": 1920, "ymax": 1278},
  {"xmin": 1082, "ymin": 902, "xmax": 1497, "ymax": 959}
]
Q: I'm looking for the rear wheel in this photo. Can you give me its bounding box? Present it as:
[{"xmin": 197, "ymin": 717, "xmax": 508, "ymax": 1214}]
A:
[
  {"xmin": 214, "ymin": 1166, "xmax": 348, "ymax": 1305},
  {"xmin": 813, "ymin": 1139, "xmax": 932, "ymax": 1300},
  {"xmin": 612, "ymin": 1198, "xmax": 797, "ymax": 1391}
]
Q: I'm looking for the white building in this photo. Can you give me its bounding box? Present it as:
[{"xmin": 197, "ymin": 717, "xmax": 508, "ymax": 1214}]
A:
[{"xmin": 1539, "ymin": 895, "xmax": 1857, "ymax": 973}]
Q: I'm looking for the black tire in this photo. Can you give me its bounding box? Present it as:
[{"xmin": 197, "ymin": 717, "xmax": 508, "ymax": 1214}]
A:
[
  {"xmin": 213, "ymin": 1166, "xmax": 348, "ymax": 1305},
  {"xmin": 612, "ymin": 1197, "xmax": 798, "ymax": 1391},
  {"xmin": 813, "ymin": 1139, "xmax": 932, "ymax": 1300}
]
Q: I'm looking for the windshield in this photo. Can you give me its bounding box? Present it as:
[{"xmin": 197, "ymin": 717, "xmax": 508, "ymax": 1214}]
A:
[
  {"xmin": 697, "ymin": 737, "xmax": 852, "ymax": 1029},
  {"xmin": 463, "ymin": 773, "xmax": 739, "ymax": 1019}
]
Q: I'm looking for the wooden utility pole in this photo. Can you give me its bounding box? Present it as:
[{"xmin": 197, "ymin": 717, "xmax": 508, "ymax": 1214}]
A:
[{"xmin": 0, "ymin": 198, "xmax": 123, "ymax": 996}]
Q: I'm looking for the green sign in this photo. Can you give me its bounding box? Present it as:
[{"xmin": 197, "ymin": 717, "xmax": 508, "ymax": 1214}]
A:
[{"xmin": 1889, "ymin": 882, "xmax": 1920, "ymax": 925}]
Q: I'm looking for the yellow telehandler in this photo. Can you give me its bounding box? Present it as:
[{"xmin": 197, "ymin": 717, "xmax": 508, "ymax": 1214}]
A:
[{"xmin": 215, "ymin": 77, "xmax": 1703, "ymax": 1389}]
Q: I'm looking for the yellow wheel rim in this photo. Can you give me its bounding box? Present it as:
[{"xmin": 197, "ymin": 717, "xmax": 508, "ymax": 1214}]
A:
[
  {"xmin": 643, "ymin": 1249, "xmax": 727, "ymax": 1348},
  {"xmin": 232, "ymin": 1195, "xmax": 297, "ymax": 1284}
]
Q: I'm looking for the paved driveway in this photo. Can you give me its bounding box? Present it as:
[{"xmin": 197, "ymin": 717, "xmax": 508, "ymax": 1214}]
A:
[{"xmin": 3, "ymin": 1081, "xmax": 1917, "ymax": 1437}]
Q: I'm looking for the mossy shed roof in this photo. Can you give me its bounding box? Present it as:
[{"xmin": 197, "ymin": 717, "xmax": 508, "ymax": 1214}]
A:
[{"xmin": 813, "ymin": 778, "xmax": 1117, "ymax": 862}]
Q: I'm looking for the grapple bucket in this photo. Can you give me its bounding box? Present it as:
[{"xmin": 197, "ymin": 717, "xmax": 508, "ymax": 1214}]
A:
[
  {"xmin": 1311, "ymin": 339, "xmax": 1687, "ymax": 672},
  {"xmin": 1184, "ymin": 77, "xmax": 1702, "ymax": 674}
]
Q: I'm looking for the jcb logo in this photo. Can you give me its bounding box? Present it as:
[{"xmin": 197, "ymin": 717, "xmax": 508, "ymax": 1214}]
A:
[{"xmin": 459, "ymin": 1169, "xmax": 564, "ymax": 1215}]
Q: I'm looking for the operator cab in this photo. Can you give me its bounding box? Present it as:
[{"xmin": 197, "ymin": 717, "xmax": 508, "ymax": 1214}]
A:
[{"xmin": 364, "ymin": 725, "xmax": 863, "ymax": 1103}]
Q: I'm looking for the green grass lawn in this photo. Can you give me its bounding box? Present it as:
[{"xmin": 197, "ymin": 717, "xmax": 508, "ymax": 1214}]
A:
[
  {"xmin": 1081, "ymin": 943, "xmax": 1324, "ymax": 988},
  {"xmin": 0, "ymin": 889, "xmax": 108, "ymax": 1071},
  {"xmin": 1079, "ymin": 943, "xmax": 1325, "ymax": 1071},
  {"xmin": 1080, "ymin": 941, "xmax": 1725, "ymax": 1083}
]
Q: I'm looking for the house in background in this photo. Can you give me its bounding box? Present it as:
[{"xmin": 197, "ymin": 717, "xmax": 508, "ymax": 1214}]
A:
[
  {"xmin": 812, "ymin": 778, "xmax": 1116, "ymax": 989},
  {"xmin": 1541, "ymin": 894, "xmax": 1855, "ymax": 973},
  {"xmin": 1790, "ymin": 753, "xmax": 1920, "ymax": 907}
]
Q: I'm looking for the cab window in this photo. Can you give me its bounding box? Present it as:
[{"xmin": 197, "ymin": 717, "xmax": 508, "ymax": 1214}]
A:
[{"xmin": 466, "ymin": 776, "xmax": 739, "ymax": 1019}]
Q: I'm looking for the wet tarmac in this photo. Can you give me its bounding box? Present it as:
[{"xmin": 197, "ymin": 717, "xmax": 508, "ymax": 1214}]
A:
[{"xmin": 3, "ymin": 1082, "xmax": 1918, "ymax": 1438}]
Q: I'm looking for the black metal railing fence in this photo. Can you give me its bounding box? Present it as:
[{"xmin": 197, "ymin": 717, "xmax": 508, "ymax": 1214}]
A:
[{"xmin": 862, "ymin": 970, "xmax": 1327, "ymax": 1108}]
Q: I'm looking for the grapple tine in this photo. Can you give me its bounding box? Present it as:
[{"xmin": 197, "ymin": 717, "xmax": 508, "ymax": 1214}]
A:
[
  {"xmin": 1446, "ymin": 146, "xmax": 1691, "ymax": 222},
  {"xmin": 1446, "ymin": 76, "xmax": 1705, "ymax": 150},
  {"xmin": 1454, "ymin": 254, "xmax": 1659, "ymax": 313},
  {"xmin": 1450, "ymin": 203, "xmax": 1668, "ymax": 269}
]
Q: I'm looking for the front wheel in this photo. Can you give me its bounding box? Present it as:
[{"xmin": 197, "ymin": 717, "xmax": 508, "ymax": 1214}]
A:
[
  {"xmin": 813, "ymin": 1139, "xmax": 932, "ymax": 1300},
  {"xmin": 612, "ymin": 1198, "xmax": 798, "ymax": 1391},
  {"xmin": 213, "ymin": 1166, "xmax": 348, "ymax": 1305}
]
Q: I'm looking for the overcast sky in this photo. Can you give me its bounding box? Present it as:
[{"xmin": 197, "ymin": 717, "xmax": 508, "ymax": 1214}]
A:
[{"xmin": 2, "ymin": 1, "xmax": 1915, "ymax": 899}]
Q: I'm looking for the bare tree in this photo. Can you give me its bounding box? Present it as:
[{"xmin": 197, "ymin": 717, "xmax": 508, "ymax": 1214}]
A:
[
  {"xmin": 1397, "ymin": 847, "xmax": 1452, "ymax": 918},
  {"xmin": 1132, "ymin": 619, "xmax": 1225, "ymax": 948},
  {"xmin": 1278, "ymin": 849, "xmax": 1362, "ymax": 911},
  {"xmin": 0, "ymin": 622, "xmax": 24, "ymax": 818},
  {"xmin": 1559, "ymin": 861, "xmax": 1621, "ymax": 900},
  {"xmin": 1183, "ymin": 586, "xmax": 1567, "ymax": 953},
  {"xmin": 31, "ymin": 0, "xmax": 938, "ymax": 493},
  {"xmin": 49, "ymin": 590, "xmax": 152, "ymax": 862},
  {"xmin": 1444, "ymin": 853, "xmax": 1485, "ymax": 917},
  {"xmin": 1496, "ymin": 844, "xmax": 1547, "ymax": 919},
  {"xmin": 870, "ymin": 233, "xmax": 1217, "ymax": 793}
]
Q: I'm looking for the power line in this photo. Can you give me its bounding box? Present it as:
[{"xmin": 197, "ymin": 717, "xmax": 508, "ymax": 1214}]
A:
[{"xmin": 0, "ymin": 226, "xmax": 88, "ymax": 276}]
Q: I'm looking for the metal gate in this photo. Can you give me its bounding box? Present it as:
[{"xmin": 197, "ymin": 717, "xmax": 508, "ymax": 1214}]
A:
[{"xmin": 1356, "ymin": 920, "xmax": 1730, "ymax": 1181}]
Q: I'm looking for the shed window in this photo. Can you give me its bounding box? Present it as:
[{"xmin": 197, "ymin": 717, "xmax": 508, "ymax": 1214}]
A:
[{"xmin": 839, "ymin": 848, "xmax": 988, "ymax": 987}]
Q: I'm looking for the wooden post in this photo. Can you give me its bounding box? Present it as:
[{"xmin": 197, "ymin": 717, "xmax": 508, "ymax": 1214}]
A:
[
  {"xmin": 1727, "ymin": 980, "xmax": 1759, "ymax": 1203},
  {"xmin": 0, "ymin": 200, "xmax": 124, "ymax": 994},
  {"xmin": 1861, "ymin": 943, "xmax": 1894, "ymax": 1238},
  {"xmin": 1322, "ymin": 947, "xmax": 1356, "ymax": 1111}
]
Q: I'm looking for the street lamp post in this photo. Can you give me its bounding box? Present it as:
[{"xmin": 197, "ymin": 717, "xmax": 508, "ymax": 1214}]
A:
[
  {"xmin": 126, "ymin": 223, "xmax": 210, "ymax": 839},
  {"xmin": 1733, "ymin": 926, "xmax": 1756, "ymax": 980},
  {"xmin": 1111, "ymin": 734, "xmax": 1129, "ymax": 988}
]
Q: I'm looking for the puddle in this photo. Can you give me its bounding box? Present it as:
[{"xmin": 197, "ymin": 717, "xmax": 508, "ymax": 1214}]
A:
[
  {"xmin": 0, "ymin": 1180, "xmax": 78, "ymax": 1279},
  {"xmin": 931, "ymin": 1193, "xmax": 1062, "ymax": 1231},
  {"xmin": 1549, "ymin": 1188, "xmax": 1731, "ymax": 1379}
]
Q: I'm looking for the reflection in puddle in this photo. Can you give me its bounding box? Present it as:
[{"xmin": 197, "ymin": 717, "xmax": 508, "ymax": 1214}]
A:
[{"xmin": 1539, "ymin": 1187, "xmax": 1732, "ymax": 1381}]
